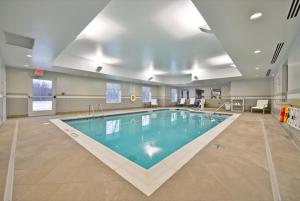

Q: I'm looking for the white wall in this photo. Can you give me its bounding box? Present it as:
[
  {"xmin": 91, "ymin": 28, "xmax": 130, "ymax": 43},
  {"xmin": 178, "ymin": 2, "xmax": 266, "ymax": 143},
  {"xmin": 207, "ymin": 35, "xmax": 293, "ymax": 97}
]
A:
[
  {"xmin": 6, "ymin": 67, "xmax": 176, "ymax": 117},
  {"xmin": 0, "ymin": 56, "xmax": 6, "ymax": 126},
  {"xmin": 182, "ymin": 83, "xmax": 230, "ymax": 99},
  {"xmin": 287, "ymin": 31, "xmax": 300, "ymax": 99},
  {"xmin": 230, "ymin": 78, "xmax": 272, "ymax": 97},
  {"xmin": 271, "ymin": 31, "xmax": 300, "ymax": 115}
]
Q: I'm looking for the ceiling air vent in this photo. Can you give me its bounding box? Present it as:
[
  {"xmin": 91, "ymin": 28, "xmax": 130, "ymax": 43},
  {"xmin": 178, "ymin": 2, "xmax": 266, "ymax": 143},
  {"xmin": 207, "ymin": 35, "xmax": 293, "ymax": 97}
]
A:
[
  {"xmin": 287, "ymin": 0, "xmax": 300, "ymax": 19},
  {"xmin": 271, "ymin": 42, "xmax": 284, "ymax": 64},
  {"xmin": 4, "ymin": 32, "xmax": 35, "ymax": 49},
  {"xmin": 266, "ymin": 69, "xmax": 271, "ymax": 77}
]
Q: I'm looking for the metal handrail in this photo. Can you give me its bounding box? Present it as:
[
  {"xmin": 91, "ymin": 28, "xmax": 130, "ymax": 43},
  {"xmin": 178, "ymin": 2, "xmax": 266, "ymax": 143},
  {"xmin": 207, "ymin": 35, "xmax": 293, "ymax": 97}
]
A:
[
  {"xmin": 212, "ymin": 102, "xmax": 226, "ymax": 114},
  {"xmin": 88, "ymin": 104, "xmax": 95, "ymax": 117}
]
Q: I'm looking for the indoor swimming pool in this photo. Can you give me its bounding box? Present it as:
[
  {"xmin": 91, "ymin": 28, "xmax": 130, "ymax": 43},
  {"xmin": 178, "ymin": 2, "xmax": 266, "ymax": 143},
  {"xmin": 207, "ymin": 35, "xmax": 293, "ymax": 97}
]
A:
[{"xmin": 64, "ymin": 109, "xmax": 227, "ymax": 169}]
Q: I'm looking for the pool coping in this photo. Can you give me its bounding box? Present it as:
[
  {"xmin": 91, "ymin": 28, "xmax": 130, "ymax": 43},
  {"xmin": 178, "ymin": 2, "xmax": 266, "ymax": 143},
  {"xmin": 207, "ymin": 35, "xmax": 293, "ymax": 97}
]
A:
[{"xmin": 50, "ymin": 108, "xmax": 240, "ymax": 196}]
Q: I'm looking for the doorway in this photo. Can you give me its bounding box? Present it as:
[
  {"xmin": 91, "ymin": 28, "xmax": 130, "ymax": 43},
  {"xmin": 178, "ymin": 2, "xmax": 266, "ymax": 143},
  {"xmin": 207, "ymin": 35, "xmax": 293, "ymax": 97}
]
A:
[{"xmin": 28, "ymin": 78, "xmax": 56, "ymax": 116}]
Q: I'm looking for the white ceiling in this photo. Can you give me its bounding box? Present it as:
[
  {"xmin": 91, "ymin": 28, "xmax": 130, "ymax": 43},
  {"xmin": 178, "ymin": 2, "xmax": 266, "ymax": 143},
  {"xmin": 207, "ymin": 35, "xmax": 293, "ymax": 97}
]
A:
[
  {"xmin": 0, "ymin": 0, "xmax": 110, "ymax": 68},
  {"xmin": 53, "ymin": 0, "xmax": 241, "ymax": 84},
  {"xmin": 1, "ymin": 0, "xmax": 300, "ymax": 86},
  {"xmin": 192, "ymin": 0, "xmax": 300, "ymax": 78}
]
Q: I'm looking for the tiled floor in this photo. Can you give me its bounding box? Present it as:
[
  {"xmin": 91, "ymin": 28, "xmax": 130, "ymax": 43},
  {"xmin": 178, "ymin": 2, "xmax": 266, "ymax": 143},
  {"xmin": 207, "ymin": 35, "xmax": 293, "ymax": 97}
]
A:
[{"xmin": 0, "ymin": 108, "xmax": 300, "ymax": 201}]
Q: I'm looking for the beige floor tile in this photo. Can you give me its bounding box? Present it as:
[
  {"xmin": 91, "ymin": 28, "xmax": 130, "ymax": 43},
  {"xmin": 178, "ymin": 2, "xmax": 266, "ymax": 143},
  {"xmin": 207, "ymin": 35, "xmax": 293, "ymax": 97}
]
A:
[{"xmin": 0, "ymin": 111, "xmax": 299, "ymax": 201}]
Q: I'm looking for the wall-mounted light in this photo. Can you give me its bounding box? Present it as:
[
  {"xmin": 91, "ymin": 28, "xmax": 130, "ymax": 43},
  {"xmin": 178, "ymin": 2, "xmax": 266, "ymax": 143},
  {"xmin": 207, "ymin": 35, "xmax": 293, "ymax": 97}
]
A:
[
  {"xmin": 250, "ymin": 12, "xmax": 262, "ymax": 20},
  {"xmin": 194, "ymin": 76, "xmax": 198, "ymax": 80},
  {"xmin": 254, "ymin": 50, "xmax": 261, "ymax": 54},
  {"xmin": 148, "ymin": 77, "xmax": 153, "ymax": 81},
  {"xmin": 96, "ymin": 66, "xmax": 103, "ymax": 72}
]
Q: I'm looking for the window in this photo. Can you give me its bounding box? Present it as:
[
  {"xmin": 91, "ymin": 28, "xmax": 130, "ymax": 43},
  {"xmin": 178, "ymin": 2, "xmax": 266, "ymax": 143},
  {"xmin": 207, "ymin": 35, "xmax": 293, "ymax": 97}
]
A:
[
  {"xmin": 142, "ymin": 86, "xmax": 151, "ymax": 103},
  {"xmin": 32, "ymin": 79, "xmax": 53, "ymax": 111},
  {"xmin": 171, "ymin": 88, "xmax": 177, "ymax": 102},
  {"xmin": 211, "ymin": 88, "xmax": 221, "ymax": 99},
  {"xmin": 181, "ymin": 89, "xmax": 189, "ymax": 99},
  {"xmin": 106, "ymin": 83, "xmax": 121, "ymax": 103},
  {"xmin": 195, "ymin": 89, "xmax": 204, "ymax": 99}
]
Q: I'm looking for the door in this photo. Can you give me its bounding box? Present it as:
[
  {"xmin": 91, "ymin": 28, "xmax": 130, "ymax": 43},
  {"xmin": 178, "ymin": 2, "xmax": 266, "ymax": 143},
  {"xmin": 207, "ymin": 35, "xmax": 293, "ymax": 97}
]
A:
[{"xmin": 28, "ymin": 78, "xmax": 56, "ymax": 116}]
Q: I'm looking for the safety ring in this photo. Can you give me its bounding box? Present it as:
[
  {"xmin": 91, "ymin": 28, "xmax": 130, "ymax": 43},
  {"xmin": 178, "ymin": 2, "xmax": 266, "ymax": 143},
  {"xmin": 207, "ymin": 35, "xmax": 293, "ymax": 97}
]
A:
[{"xmin": 130, "ymin": 95, "xmax": 136, "ymax": 102}]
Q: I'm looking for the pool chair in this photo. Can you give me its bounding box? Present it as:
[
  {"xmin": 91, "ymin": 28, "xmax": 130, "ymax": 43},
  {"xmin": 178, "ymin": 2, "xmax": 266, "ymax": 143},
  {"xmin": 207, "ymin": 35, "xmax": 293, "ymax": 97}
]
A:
[
  {"xmin": 251, "ymin": 100, "xmax": 268, "ymax": 114},
  {"xmin": 188, "ymin": 98, "xmax": 195, "ymax": 107},
  {"xmin": 151, "ymin": 99, "xmax": 158, "ymax": 107},
  {"xmin": 178, "ymin": 98, "xmax": 186, "ymax": 106}
]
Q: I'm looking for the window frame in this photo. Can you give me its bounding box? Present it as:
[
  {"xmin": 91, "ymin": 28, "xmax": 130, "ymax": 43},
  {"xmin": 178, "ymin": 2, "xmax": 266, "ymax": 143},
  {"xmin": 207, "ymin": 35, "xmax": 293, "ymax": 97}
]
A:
[
  {"xmin": 106, "ymin": 82, "xmax": 122, "ymax": 103},
  {"xmin": 171, "ymin": 88, "xmax": 177, "ymax": 103},
  {"xmin": 142, "ymin": 86, "xmax": 152, "ymax": 103}
]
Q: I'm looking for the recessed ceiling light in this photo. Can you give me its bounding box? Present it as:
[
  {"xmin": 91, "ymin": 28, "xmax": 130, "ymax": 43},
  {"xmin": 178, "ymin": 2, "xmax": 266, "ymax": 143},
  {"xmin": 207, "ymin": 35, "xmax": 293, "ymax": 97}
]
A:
[
  {"xmin": 256, "ymin": 67, "xmax": 260, "ymax": 70},
  {"xmin": 250, "ymin": 12, "xmax": 262, "ymax": 20},
  {"xmin": 254, "ymin": 50, "xmax": 261, "ymax": 54},
  {"xmin": 26, "ymin": 54, "xmax": 32, "ymax": 58}
]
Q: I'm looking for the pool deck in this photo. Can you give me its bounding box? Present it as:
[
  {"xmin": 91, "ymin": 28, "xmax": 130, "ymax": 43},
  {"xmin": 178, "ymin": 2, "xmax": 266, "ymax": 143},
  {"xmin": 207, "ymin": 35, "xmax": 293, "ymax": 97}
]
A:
[{"xmin": 1, "ymin": 108, "xmax": 300, "ymax": 201}]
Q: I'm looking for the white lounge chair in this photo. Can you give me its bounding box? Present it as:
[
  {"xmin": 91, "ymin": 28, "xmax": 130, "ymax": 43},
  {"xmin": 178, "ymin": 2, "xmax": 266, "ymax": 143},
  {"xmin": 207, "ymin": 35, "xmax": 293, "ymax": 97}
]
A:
[
  {"xmin": 178, "ymin": 98, "xmax": 186, "ymax": 106},
  {"xmin": 251, "ymin": 100, "xmax": 268, "ymax": 114},
  {"xmin": 151, "ymin": 99, "xmax": 158, "ymax": 107},
  {"xmin": 189, "ymin": 98, "xmax": 195, "ymax": 107}
]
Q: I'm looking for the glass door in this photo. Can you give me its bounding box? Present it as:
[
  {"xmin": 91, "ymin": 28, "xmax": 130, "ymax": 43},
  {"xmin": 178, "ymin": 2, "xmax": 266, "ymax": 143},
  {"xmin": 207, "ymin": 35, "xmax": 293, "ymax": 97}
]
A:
[{"xmin": 28, "ymin": 78, "xmax": 56, "ymax": 116}]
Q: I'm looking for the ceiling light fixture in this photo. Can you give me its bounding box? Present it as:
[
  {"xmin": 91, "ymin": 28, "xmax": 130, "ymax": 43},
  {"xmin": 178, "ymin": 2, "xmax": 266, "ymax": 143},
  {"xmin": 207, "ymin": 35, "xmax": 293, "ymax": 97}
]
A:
[
  {"xmin": 256, "ymin": 67, "xmax": 260, "ymax": 70},
  {"xmin": 26, "ymin": 54, "xmax": 32, "ymax": 58},
  {"xmin": 206, "ymin": 54, "xmax": 233, "ymax": 66},
  {"xmin": 250, "ymin": 12, "xmax": 262, "ymax": 20},
  {"xmin": 254, "ymin": 50, "xmax": 261, "ymax": 54}
]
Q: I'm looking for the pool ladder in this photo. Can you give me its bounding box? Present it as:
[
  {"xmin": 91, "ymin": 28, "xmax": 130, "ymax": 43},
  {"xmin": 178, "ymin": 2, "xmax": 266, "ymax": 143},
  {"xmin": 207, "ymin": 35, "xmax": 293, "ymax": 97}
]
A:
[
  {"xmin": 212, "ymin": 102, "xmax": 226, "ymax": 114},
  {"xmin": 88, "ymin": 103, "xmax": 103, "ymax": 117},
  {"xmin": 206, "ymin": 102, "xmax": 226, "ymax": 119},
  {"xmin": 97, "ymin": 103, "xmax": 103, "ymax": 114},
  {"xmin": 88, "ymin": 104, "xmax": 95, "ymax": 117}
]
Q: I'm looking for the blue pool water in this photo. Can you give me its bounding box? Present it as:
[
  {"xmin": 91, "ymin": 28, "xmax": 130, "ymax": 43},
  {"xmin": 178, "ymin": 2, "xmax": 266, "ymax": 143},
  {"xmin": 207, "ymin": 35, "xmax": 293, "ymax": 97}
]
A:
[{"xmin": 64, "ymin": 109, "xmax": 227, "ymax": 169}]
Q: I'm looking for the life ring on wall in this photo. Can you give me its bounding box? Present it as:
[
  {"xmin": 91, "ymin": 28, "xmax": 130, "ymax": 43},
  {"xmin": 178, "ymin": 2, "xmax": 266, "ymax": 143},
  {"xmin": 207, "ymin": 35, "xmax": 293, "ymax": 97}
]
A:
[{"xmin": 130, "ymin": 95, "xmax": 136, "ymax": 102}]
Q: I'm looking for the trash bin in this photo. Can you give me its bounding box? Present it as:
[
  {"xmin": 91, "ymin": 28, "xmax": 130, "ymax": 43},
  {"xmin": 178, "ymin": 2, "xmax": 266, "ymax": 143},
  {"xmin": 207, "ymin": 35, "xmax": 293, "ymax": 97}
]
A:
[{"xmin": 224, "ymin": 102, "xmax": 231, "ymax": 111}]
